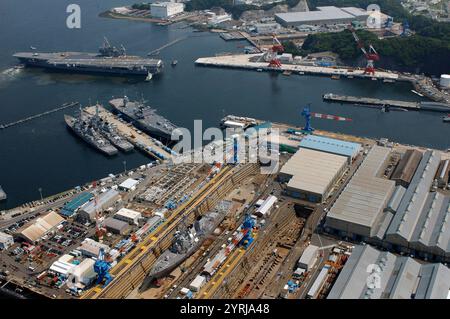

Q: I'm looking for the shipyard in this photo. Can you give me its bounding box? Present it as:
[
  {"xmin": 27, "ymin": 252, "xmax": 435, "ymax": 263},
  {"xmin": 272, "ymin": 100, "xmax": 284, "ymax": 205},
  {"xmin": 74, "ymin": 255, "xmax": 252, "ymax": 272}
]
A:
[{"xmin": 2, "ymin": 0, "xmax": 450, "ymax": 308}]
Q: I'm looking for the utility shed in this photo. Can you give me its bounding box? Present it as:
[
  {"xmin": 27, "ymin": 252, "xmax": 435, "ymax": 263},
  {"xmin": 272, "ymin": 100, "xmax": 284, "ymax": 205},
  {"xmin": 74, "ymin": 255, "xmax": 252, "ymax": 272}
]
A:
[
  {"xmin": 297, "ymin": 244, "xmax": 319, "ymax": 271},
  {"xmin": 255, "ymin": 195, "xmax": 277, "ymax": 217},
  {"xmin": 391, "ymin": 149, "xmax": 422, "ymax": 187},
  {"xmin": 104, "ymin": 217, "xmax": 131, "ymax": 235},
  {"xmin": 325, "ymin": 146, "xmax": 396, "ymax": 239},
  {"xmin": 190, "ymin": 275, "xmax": 206, "ymax": 292},
  {"xmin": 78, "ymin": 189, "xmax": 120, "ymax": 222},
  {"xmin": 299, "ymin": 134, "xmax": 361, "ymax": 163},
  {"xmin": 279, "ymin": 148, "xmax": 347, "ymax": 203},
  {"xmin": 328, "ymin": 245, "xmax": 450, "ymax": 299},
  {"xmin": 0, "ymin": 232, "xmax": 14, "ymax": 250}
]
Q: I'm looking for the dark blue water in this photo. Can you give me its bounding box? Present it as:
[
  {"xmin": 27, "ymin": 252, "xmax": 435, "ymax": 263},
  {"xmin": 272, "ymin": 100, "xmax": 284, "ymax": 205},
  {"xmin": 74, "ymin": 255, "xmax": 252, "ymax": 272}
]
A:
[{"xmin": 0, "ymin": 0, "xmax": 448, "ymax": 210}]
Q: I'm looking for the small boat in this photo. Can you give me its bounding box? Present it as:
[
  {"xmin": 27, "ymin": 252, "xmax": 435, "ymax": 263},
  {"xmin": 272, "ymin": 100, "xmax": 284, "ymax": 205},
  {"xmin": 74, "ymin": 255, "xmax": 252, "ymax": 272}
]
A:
[
  {"xmin": 256, "ymin": 68, "xmax": 263, "ymax": 72},
  {"xmin": 371, "ymin": 77, "xmax": 378, "ymax": 81},
  {"xmin": 331, "ymin": 75, "xmax": 340, "ymax": 80},
  {"xmin": 443, "ymin": 114, "xmax": 450, "ymax": 123},
  {"xmin": 171, "ymin": 60, "xmax": 178, "ymax": 66},
  {"xmin": 411, "ymin": 89, "xmax": 424, "ymax": 97},
  {"xmin": 30, "ymin": 46, "xmax": 36, "ymax": 50},
  {"xmin": 283, "ymin": 70, "xmax": 292, "ymax": 76},
  {"xmin": 145, "ymin": 73, "xmax": 153, "ymax": 81}
]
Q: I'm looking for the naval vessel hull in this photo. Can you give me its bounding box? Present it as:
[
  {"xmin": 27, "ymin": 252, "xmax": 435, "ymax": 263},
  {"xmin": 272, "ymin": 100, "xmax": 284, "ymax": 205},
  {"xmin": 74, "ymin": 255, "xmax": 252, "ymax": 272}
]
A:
[
  {"xmin": 109, "ymin": 102, "xmax": 174, "ymax": 141},
  {"xmin": 14, "ymin": 53, "xmax": 163, "ymax": 78},
  {"xmin": 64, "ymin": 115, "xmax": 118, "ymax": 156}
]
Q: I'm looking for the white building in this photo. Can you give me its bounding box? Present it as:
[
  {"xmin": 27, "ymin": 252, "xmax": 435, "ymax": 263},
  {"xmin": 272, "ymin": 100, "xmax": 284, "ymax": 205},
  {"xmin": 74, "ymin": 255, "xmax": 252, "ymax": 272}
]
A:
[
  {"xmin": 0, "ymin": 232, "xmax": 14, "ymax": 250},
  {"xmin": 119, "ymin": 178, "xmax": 139, "ymax": 192},
  {"xmin": 78, "ymin": 238, "xmax": 110, "ymax": 258},
  {"xmin": 114, "ymin": 208, "xmax": 142, "ymax": 225},
  {"xmin": 208, "ymin": 13, "xmax": 232, "ymax": 26},
  {"xmin": 440, "ymin": 74, "xmax": 450, "ymax": 88},
  {"xmin": 255, "ymin": 195, "xmax": 277, "ymax": 217},
  {"xmin": 297, "ymin": 244, "xmax": 319, "ymax": 271},
  {"xmin": 151, "ymin": 2, "xmax": 184, "ymax": 19},
  {"xmin": 254, "ymin": 22, "xmax": 281, "ymax": 34}
]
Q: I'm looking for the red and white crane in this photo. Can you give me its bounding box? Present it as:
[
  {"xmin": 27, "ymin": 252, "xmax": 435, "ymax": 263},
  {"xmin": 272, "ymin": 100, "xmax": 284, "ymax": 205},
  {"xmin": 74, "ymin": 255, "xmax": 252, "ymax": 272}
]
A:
[
  {"xmin": 260, "ymin": 34, "xmax": 284, "ymax": 68},
  {"xmin": 348, "ymin": 25, "xmax": 380, "ymax": 76}
]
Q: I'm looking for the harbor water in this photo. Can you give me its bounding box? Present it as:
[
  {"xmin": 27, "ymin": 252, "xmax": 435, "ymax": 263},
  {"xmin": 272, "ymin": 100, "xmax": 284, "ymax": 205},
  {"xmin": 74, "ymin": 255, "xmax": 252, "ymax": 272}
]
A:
[{"xmin": 0, "ymin": 0, "xmax": 449, "ymax": 210}]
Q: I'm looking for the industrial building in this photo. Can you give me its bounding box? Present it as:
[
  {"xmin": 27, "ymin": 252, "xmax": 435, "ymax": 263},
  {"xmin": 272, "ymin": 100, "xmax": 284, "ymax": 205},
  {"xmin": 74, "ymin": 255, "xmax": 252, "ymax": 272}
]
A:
[
  {"xmin": 119, "ymin": 178, "xmax": 139, "ymax": 192},
  {"xmin": 299, "ymin": 135, "xmax": 361, "ymax": 164},
  {"xmin": 104, "ymin": 217, "xmax": 131, "ymax": 235},
  {"xmin": 78, "ymin": 189, "xmax": 120, "ymax": 222},
  {"xmin": 16, "ymin": 211, "xmax": 65, "ymax": 243},
  {"xmin": 275, "ymin": 6, "xmax": 369, "ymax": 28},
  {"xmin": 0, "ymin": 232, "xmax": 14, "ymax": 250},
  {"xmin": 67, "ymin": 258, "xmax": 97, "ymax": 289},
  {"xmin": 325, "ymin": 146, "xmax": 396, "ymax": 239},
  {"xmin": 436, "ymin": 159, "xmax": 450, "ymax": 188},
  {"xmin": 440, "ymin": 74, "xmax": 450, "ymax": 88},
  {"xmin": 255, "ymin": 195, "xmax": 277, "ymax": 217},
  {"xmin": 390, "ymin": 149, "xmax": 422, "ymax": 187},
  {"xmin": 279, "ymin": 148, "xmax": 348, "ymax": 203},
  {"xmin": 60, "ymin": 192, "xmax": 94, "ymax": 217},
  {"xmin": 114, "ymin": 208, "xmax": 142, "ymax": 225},
  {"xmin": 150, "ymin": 2, "xmax": 184, "ymax": 19},
  {"xmin": 328, "ymin": 245, "xmax": 450, "ymax": 299},
  {"xmin": 297, "ymin": 244, "xmax": 319, "ymax": 271},
  {"xmin": 78, "ymin": 238, "xmax": 110, "ymax": 258},
  {"xmin": 385, "ymin": 150, "xmax": 450, "ymax": 260}
]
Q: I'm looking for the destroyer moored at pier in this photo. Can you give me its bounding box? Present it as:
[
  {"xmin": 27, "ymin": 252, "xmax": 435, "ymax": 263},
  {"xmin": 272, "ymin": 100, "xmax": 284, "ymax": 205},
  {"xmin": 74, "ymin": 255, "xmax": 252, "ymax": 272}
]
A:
[
  {"xmin": 13, "ymin": 38, "xmax": 163, "ymax": 78},
  {"xmin": 109, "ymin": 96, "xmax": 178, "ymax": 141}
]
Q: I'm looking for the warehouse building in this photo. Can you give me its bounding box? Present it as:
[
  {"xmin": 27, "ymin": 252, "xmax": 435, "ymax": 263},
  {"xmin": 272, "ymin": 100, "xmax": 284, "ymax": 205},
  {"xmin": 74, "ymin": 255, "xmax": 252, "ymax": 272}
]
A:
[
  {"xmin": 60, "ymin": 192, "xmax": 94, "ymax": 217},
  {"xmin": 297, "ymin": 244, "xmax": 319, "ymax": 271},
  {"xmin": 114, "ymin": 208, "xmax": 142, "ymax": 225},
  {"xmin": 325, "ymin": 146, "xmax": 396, "ymax": 239},
  {"xmin": 436, "ymin": 159, "xmax": 450, "ymax": 188},
  {"xmin": 385, "ymin": 150, "xmax": 450, "ymax": 260},
  {"xmin": 151, "ymin": 2, "xmax": 184, "ymax": 19},
  {"xmin": 78, "ymin": 238, "xmax": 110, "ymax": 258},
  {"xmin": 78, "ymin": 189, "xmax": 120, "ymax": 222},
  {"xmin": 390, "ymin": 149, "xmax": 422, "ymax": 187},
  {"xmin": 0, "ymin": 232, "xmax": 14, "ymax": 250},
  {"xmin": 279, "ymin": 148, "xmax": 347, "ymax": 203},
  {"xmin": 275, "ymin": 6, "xmax": 369, "ymax": 28},
  {"xmin": 299, "ymin": 135, "xmax": 361, "ymax": 164},
  {"xmin": 328, "ymin": 245, "xmax": 450, "ymax": 299},
  {"xmin": 16, "ymin": 211, "xmax": 65, "ymax": 243},
  {"xmin": 104, "ymin": 217, "xmax": 131, "ymax": 235},
  {"xmin": 119, "ymin": 178, "xmax": 139, "ymax": 192}
]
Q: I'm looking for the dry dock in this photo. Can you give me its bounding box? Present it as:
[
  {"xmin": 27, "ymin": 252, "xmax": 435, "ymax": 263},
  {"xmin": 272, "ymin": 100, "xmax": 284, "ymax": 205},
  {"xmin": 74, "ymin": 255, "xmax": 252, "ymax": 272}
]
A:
[
  {"xmin": 84, "ymin": 105, "xmax": 172, "ymax": 161},
  {"xmin": 195, "ymin": 54, "xmax": 400, "ymax": 81}
]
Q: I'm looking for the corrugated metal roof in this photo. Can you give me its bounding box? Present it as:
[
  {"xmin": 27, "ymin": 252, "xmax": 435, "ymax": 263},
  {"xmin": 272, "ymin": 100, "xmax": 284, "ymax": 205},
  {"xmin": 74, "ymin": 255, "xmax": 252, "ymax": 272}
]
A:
[
  {"xmin": 299, "ymin": 134, "xmax": 361, "ymax": 159},
  {"xmin": 276, "ymin": 6, "xmax": 367, "ymax": 24},
  {"xmin": 391, "ymin": 149, "xmax": 422, "ymax": 185},
  {"xmin": 281, "ymin": 148, "xmax": 347, "ymax": 196},
  {"xmin": 328, "ymin": 245, "xmax": 450, "ymax": 299},
  {"xmin": 18, "ymin": 211, "xmax": 64, "ymax": 242},
  {"xmin": 326, "ymin": 146, "xmax": 395, "ymax": 237}
]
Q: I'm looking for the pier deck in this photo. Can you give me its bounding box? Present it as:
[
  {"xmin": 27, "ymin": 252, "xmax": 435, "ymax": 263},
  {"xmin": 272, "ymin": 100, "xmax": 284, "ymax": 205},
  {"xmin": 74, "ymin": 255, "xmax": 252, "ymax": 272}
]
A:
[
  {"xmin": 323, "ymin": 93, "xmax": 420, "ymax": 110},
  {"xmin": 84, "ymin": 105, "xmax": 172, "ymax": 161},
  {"xmin": 195, "ymin": 54, "xmax": 400, "ymax": 81}
]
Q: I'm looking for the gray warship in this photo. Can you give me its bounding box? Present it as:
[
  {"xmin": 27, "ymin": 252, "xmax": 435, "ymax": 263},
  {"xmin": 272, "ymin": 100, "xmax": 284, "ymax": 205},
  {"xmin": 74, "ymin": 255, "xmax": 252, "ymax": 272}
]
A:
[
  {"xmin": 140, "ymin": 211, "xmax": 224, "ymax": 291},
  {"xmin": 109, "ymin": 96, "xmax": 178, "ymax": 141},
  {"xmin": 64, "ymin": 112, "xmax": 119, "ymax": 156},
  {"xmin": 13, "ymin": 38, "xmax": 163, "ymax": 78},
  {"xmin": 84, "ymin": 106, "xmax": 134, "ymax": 152}
]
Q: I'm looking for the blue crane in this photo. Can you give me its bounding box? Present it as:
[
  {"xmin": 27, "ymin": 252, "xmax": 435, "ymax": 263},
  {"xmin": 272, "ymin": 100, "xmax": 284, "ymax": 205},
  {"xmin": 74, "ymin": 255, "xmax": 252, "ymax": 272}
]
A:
[
  {"xmin": 241, "ymin": 214, "xmax": 255, "ymax": 248},
  {"xmin": 93, "ymin": 248, "xmax": 113, "ymax": 288},
  {"xmin": 301, "ymin": 106, "xmax": 314, "ymax": 133}
]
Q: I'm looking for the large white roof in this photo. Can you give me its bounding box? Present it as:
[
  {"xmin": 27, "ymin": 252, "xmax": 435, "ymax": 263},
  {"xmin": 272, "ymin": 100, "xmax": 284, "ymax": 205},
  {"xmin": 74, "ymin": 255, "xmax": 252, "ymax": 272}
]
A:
[{"xmin": 281, "ymin": 148, "xmax": 347, "ymax": 196}]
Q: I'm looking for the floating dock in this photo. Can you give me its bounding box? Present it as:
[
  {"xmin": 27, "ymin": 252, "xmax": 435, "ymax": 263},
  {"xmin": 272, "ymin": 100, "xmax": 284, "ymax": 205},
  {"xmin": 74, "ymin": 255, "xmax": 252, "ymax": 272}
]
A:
[
  {"xmin": 84, "ymin": 105, "xmax": 172, "ymax": 161},
  {"xmin": 323, "ymin": 93, "xmax": 450, "ymax": 112},
  {"xmin": 195, "ymin": 54, "xmax": 400, "ymax": 81}
]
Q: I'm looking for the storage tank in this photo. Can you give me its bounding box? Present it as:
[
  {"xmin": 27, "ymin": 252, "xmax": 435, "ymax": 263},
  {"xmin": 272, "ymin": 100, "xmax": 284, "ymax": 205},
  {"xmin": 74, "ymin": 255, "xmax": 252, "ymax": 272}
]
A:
[{"xmin": 440, "ymin": 74, "xmax": 450, "ymax": 88}]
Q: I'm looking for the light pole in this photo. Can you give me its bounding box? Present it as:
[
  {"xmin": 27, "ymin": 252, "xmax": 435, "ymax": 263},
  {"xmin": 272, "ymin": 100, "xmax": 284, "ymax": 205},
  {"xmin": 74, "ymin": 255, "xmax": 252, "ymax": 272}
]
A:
[
  {"xmin": 38, "ymin": 187, "xmax": 43, "ymax": 201},
  {"xmin": 123, "ymin": 160, "xmax": 127, "ymax": 174}
]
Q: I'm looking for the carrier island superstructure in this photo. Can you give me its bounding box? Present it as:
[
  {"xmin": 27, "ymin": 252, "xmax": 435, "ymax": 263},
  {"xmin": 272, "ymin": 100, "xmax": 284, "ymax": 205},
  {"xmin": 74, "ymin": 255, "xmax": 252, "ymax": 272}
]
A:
[{"xmin": 13, "ymin": 38, "xmax": 163, "ymax": 78}]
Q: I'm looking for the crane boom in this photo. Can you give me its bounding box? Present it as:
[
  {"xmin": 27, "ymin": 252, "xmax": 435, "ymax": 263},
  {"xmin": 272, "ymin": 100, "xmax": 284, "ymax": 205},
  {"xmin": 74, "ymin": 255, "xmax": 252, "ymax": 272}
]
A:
[{"xmin": 347, "ymin": 25, "xmax": 379, "ymax": 75}]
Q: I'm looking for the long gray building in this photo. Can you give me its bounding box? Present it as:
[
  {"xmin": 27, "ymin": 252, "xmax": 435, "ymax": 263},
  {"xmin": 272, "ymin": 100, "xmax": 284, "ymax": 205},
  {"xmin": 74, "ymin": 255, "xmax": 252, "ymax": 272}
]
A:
[
  {"xmin": 275, "ymin": 6, "xmax": 369, "ymax": 28},
  {"xmin": 328, "ymin": 245, "xmax": 450, "ymax": 299}
]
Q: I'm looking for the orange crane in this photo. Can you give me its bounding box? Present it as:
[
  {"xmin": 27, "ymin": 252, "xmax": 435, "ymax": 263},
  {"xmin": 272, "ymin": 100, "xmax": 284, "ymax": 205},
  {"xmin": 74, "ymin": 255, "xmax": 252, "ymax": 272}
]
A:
[{"xmin": 348, "ymin": 25, "xmax": 380, "ymax": 75}]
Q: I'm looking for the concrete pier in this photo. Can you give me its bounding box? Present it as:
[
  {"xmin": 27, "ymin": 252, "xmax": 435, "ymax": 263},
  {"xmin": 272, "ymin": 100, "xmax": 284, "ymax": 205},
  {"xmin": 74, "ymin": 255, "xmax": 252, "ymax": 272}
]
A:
[
  {"xmin": 195, "ymin": 54, "xmax": 400, "ymax": 81},
  {"xmin": 323, "ymin": 93, "xmax": 420, "ymax": 110}
]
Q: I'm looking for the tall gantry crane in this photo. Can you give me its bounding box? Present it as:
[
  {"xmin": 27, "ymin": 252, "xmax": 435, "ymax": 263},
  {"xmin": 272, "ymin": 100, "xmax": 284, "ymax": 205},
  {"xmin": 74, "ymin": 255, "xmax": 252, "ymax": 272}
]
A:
[
  {"xmin": 301, "ymin": 106, "xmax": 352, "ymax": 133},
  {"xmin": 259, "ymin": 34, "xmax": 284, "ymax": 68},
  {"xmin": 348, "ymin": 25, "xmax": 380, "ymax": 76}
]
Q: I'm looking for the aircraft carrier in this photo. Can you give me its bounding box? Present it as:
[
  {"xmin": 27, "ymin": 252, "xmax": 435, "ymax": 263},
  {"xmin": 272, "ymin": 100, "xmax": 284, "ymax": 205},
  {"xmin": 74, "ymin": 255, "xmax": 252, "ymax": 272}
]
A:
[
  {"xmin": 109, "ymin": 96, "xmax": 178, "ymax": 141},
  {"xmin": 139, "ymin": 211, "xmax": 224, "ymax": 291},
  {"xmin": 13, "ymin": 38, "xmax": 163, "ymax": 78},
  {"xmin": 64, "ymin": 113, "xmax": 119, "ymax": 156}
]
